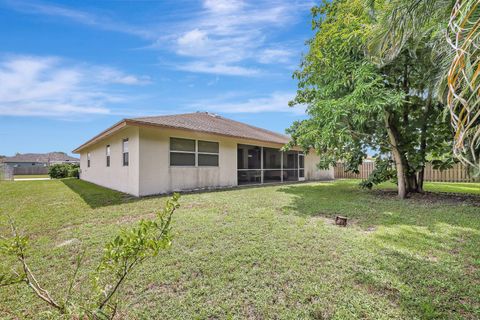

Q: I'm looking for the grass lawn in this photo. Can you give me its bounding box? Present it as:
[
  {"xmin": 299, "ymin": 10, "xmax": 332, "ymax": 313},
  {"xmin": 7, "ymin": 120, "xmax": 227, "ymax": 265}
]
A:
[
  {"xmin": 13, "ymin": 174, "xmax": 50, "ymax": 179},
  {"xmin": 0, "ymin": 179, "xmax": 479, "ymax": 319}
]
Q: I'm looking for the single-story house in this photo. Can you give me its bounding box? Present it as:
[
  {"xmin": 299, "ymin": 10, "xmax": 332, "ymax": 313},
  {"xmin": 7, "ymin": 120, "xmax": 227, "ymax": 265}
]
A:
[
  {"xmin": 73, "ymin": 112, "xmax": 333, "ymax": 196},
  {"xmin": 2, "ymin": 152, "xmax": 79, "ymax": 175}
]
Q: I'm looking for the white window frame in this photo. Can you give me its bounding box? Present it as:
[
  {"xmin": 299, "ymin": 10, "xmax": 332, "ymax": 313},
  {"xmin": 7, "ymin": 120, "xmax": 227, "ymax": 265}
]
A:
[
  {"xmin": 169, "ymin": 137, "xmax": 219, "ymax": 167},
  {"xmin": 106, "ymin": 145, "xmax": 111, "ymax": 167},
  {"xmin": 197, "ymin": 139, "xmax": 219, "ymax": 167},
  {"xmin": 122, "ymin": 139, "xmax": 129, "ymax": 166}
]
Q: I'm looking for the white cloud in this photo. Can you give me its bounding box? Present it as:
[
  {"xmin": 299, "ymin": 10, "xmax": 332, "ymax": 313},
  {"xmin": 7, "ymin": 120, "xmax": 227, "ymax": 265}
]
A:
[
  {"xmin": 0, "ymin": 55, "xmax": 148, "ymax": 117},
  {"xmin": 4, "ymin": 0, "xmax": 311, "ymax": 76},
  {"xmin": 258, "ymin": 48, "xmax": 295, "ymax": 64},
  {"xmin": 203, "ymin": 0, "xmax": 244, "ymax": 13},
  {"xmin": 3, "ymin": 0, "xmax": 154, "ymax": 39},
  {"xmin": 168, "ymin": 0, "xmax": 309, "ymax": 75},
  {"xmin": 177, "ymin": 29, "xmax": 208, "ymax": 46},
  {"xmin": 189, "ymin": 91, "xmax": 305, "ymax": 114},
  {"xmin": 176, "ymin": 62, "xmax": 259, "ymax": 76},
  {"xmin": 95, "ymin": 67, "xmax": 151, "ymax": 85}
]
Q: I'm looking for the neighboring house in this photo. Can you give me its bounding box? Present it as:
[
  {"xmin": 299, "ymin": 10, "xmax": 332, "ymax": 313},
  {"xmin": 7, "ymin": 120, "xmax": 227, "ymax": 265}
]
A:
[
  {"xmin": 73, "ymin": 112, "xmax": 334, "ymax": 196},
  {"xmin": 3, "ymin": 152, "xmax": 79, "ymax": 175}
]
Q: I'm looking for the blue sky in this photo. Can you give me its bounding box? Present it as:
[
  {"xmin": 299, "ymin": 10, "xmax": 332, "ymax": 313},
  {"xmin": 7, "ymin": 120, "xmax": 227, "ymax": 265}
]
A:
[{"xmin": 0, "ymin": 0, "xmax": 315, "ymax": 156}]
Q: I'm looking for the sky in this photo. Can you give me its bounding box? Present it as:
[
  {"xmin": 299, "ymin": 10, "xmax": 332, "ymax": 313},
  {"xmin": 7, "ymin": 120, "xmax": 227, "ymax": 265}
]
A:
[{"xmin": 0, "ymin": 0, "xmax": 315, "ymax": 156}]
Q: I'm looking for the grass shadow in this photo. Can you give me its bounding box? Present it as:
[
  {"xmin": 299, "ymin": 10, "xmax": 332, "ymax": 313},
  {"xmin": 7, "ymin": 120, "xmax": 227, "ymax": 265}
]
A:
[
  {"xmin": 354, "ymin": 232, "xmax": 480, "ymax": 319},
  {"xmin": 277, "ymin": 181, "xmax": 480, "ymax": 231},
  {"xmin": 62, "ymin": 178, "xmax": 141, "ymax": 209},
  {"xmin": 277, "ymin": 181, "xmax": 480, "ymax": 318}
]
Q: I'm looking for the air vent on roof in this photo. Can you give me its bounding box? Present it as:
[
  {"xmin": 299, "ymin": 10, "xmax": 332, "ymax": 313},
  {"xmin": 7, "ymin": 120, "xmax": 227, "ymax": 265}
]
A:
[{"xmin": 202, "ymin": 112, "xmax": 220, "ymax": 118}]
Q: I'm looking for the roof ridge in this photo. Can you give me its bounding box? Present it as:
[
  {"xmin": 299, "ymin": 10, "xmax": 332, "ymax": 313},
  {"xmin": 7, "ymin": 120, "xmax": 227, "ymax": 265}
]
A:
[
  {"xmin": 74, "ymin": 112, "xmax": 292, "ymax": 153},
  {"xmin": 213, "ymin": 115, "xmax": 289, "ymax": 139},
  {"xmin": 128, "ymin": 112, "xmax": 199, "ymax": 121},
  {"xmin": 130, "ymin": 112, "xmax": 289, "ymax": 138}
]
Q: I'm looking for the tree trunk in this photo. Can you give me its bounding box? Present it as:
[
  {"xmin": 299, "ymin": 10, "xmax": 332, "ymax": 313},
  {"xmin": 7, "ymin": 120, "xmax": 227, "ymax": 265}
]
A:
[
  {"xmin": 385, "ymin": 111, "xmax": 408, "ymax": 199},
  {"xmin": 417, "ymin": 168, "xmax": 425, "ymax": 192},
  {"xmin": 406, "ymin": 172, "xmax": 418, "ymax": 192},
  {"xmin": 392, "ymin": 148, "xmax": 408, "ymax": 199},
  {"xmin": 417, "ymin": 89, "xmax": 433, "ymax": 193}
]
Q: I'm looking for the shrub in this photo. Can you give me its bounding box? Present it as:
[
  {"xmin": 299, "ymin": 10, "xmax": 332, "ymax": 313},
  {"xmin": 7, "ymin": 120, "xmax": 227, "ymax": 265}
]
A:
[
  {"xmin": 49, "ymin": 163, "xmax": 80, "ymax": 179},
  {"xmin": 68, "ymin": 165, "xmax": 80, "ymax": 179},
  {"xmin": 0, "ymin": 193, "xmax": 180, "ymax": 319}
]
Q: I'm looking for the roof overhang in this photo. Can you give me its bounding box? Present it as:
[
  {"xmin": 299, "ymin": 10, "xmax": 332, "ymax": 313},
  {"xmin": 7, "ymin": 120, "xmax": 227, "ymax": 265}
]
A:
[
  {"xmin": 73, "ymin": 119, "xmax": 293, "ymax": 154},
  {"xmin": 72, "ymin": 119, "xmax": 128, "ymax": 153}
]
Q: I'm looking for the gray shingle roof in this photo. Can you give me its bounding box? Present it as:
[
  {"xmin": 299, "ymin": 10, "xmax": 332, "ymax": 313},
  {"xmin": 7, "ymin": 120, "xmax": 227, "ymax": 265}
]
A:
[
  {"xmin": 129, "ymin": 112, "xmax": 290, "ymax": 145},
  {"xmin": 3, "ymin": 152, "xmax": 79, "ymax": 163}
]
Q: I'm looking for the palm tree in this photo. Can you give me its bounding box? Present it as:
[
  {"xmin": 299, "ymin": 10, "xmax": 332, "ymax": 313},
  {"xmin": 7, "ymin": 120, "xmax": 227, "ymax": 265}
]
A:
[
  {"xmin": 368, "ymin": 0, "xmax": 479, "ymax": 173},
  {"xmin": 446, "ymin": 0, "xmax": 479, "ymax": 171}
]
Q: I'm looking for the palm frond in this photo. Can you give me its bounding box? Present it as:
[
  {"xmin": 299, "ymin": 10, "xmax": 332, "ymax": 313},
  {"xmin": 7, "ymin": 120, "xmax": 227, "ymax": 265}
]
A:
[
  {"xmin": 447, "ymin": 0, "xmax": 480, "ymax": 170},
  {"xmin": 368, "ymin": 0, "xmax": 453, "ymax": 64}
]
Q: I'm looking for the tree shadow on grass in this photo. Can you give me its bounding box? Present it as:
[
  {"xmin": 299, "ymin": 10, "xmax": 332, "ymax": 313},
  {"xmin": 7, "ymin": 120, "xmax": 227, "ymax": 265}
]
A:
[
  {"xmin": 62, "ymin": 179, "xmax": 141, "ymax": 209},
  {"xmin": 276, "ymin": 183, "xmax": 480, "ymax": 231},
  {"xmin": 278, "ymin": 182, "xmax": 480, "ymax": 318},
  {"xmin": 354, "ymin": 230, "xmax": 480, "ymax": 319}
]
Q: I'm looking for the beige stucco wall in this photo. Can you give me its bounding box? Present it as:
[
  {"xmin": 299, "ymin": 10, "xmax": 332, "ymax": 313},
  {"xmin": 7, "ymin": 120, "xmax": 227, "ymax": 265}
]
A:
[
  {"xmin": 138, "ymin": 127, "xmax": 334, "ymax": 196},
  {"xmin": 78, "ymin": 125, "xmax": 333, "ymax": 196},
  {"xmin": 138, "ymin": 127, "xmax": 238, "ymax": 196},
  {"xmin": 79, "ymin": 126, "xmax": 140, "ymax": 196},
  {"xmin": 305, "ymin": 151, "xmax": 335, "ymax": 180}
]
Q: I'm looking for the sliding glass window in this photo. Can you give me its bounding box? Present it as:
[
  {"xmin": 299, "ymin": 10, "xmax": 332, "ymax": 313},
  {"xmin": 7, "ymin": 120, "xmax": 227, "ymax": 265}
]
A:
[
  {"xmin": 198, "ymin": 140, "xmax": 219, "ymax": 166},
  {"xmin": 170, "ymin": 138, "xmax": 196, "ymax": 166},
  {"xmin": 170, "ymin": 138, "xmax": 219, "ymax": 167}
]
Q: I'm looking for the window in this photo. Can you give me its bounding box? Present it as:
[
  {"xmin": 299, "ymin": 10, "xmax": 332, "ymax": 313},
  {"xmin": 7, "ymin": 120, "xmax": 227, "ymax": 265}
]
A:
[
  {"xmin": 171, "ymin": 138, "xmax": 195, "ymax": 152},
  {"xmin": 170, "ymin": 138, "xmax": 195, "ymax": 166},
  {"xmin": 87, "ymin": 152, "xmax": 91, "ymax": 168},
  {"xmin": 122, "ymin": 139, "xmax": 129, "ymax": 166},
  {"xmin": 169, "ymin": 138, "xmax": 219, "ymax": 166},
  {"xmin": 198, "ymin": 140, "xmax": 219, "ymax": 166},
  {"xmin": 106, "ymin": 145, "xmax": 111, "ymax": 167}
]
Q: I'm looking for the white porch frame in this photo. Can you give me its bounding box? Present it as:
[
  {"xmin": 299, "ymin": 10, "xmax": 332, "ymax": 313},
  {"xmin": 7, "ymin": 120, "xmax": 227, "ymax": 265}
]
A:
[{"xmin": 237, "ymin": 145, "xmax": 304, "ymax": 185}]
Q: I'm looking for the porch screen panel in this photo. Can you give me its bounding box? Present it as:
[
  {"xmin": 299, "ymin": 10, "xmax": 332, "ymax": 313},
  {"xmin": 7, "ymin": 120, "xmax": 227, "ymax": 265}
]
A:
[
  {"xmin": 283, "ymin": 151, "xmax": 298, "ymax": 181},
  {"xmin": 238, "ymin": 144, "xmax": 261, "ymax": 185},
  {"xmin": 263, "ymin": 147, "xmax": 282, "ymax": 183}
]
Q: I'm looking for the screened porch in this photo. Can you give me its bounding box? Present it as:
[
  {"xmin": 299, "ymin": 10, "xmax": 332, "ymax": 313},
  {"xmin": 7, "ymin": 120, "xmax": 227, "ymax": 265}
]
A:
[{"xmin": 237, "ymin": 144, "xmax": 304, "ymax": 185}]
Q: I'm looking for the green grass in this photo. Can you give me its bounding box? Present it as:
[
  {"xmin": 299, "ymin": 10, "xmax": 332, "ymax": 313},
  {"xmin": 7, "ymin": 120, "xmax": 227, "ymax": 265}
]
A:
[
  {"xmin": 13, "ymin": 174, "xmax": 50, "ymax": 179},
  {"xmin": 0, "ymin": 179, "xmax": 479, "ymax": 319}
]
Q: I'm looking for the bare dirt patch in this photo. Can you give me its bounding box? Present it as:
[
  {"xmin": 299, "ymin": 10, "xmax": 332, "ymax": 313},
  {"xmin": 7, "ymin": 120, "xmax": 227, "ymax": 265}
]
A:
[
  {"xmin": 371, "ymin": 190, "xmax": 480, "ymax": 206},
  {"xmin": 310, "ymin": 213, "xmax": 360, "ymax": 228}
]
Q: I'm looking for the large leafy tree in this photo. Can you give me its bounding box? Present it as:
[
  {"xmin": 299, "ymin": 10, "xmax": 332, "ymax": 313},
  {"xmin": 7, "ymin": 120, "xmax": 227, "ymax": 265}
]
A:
[
  {"xmin": 370, "ymin": 0, "xmax": 480, "ymax": 172},
  {"xmin": 288, "ymin": 0, "xmax": 453, "ymax": 198}
]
